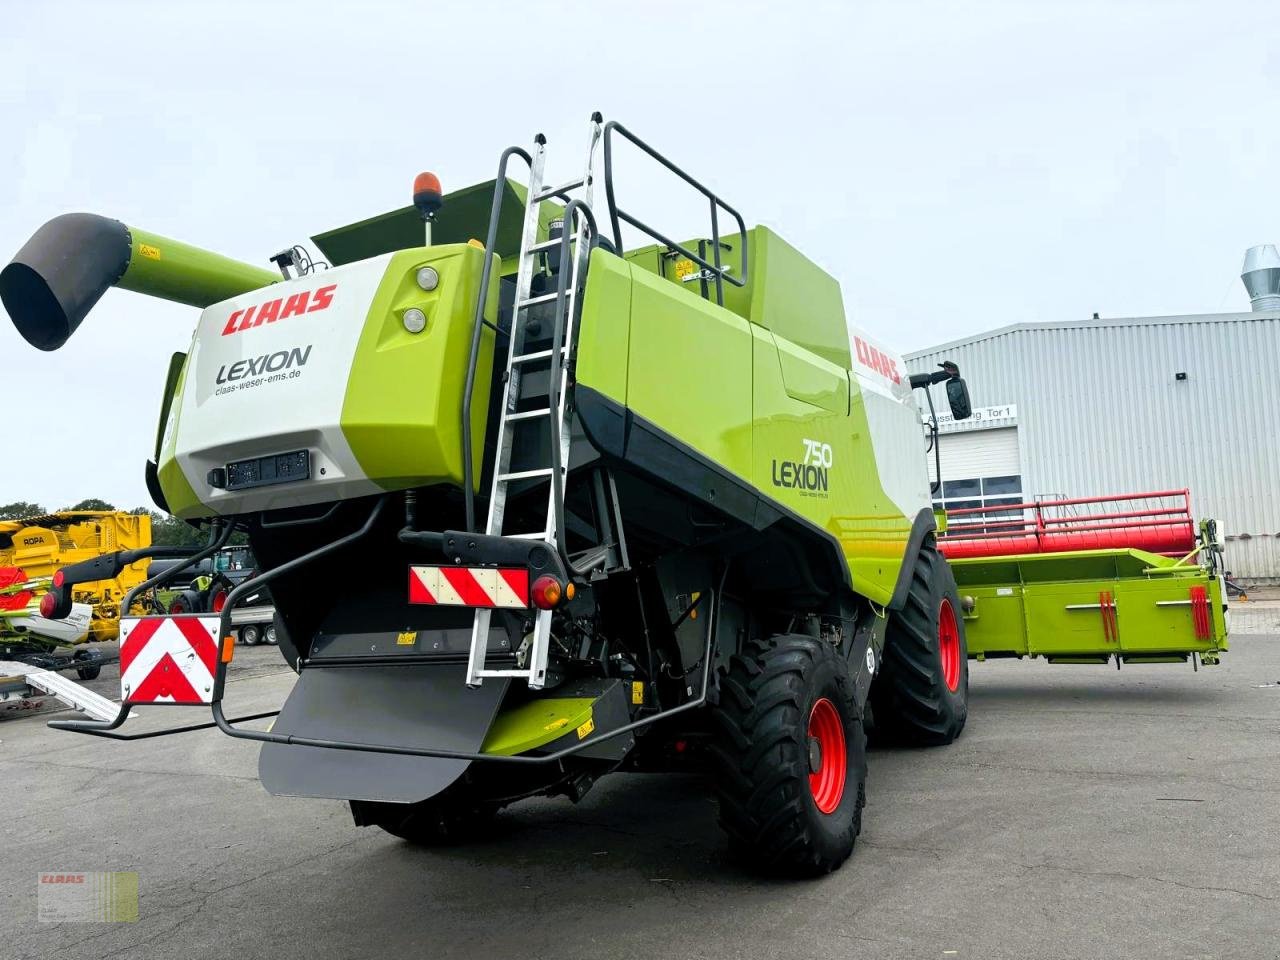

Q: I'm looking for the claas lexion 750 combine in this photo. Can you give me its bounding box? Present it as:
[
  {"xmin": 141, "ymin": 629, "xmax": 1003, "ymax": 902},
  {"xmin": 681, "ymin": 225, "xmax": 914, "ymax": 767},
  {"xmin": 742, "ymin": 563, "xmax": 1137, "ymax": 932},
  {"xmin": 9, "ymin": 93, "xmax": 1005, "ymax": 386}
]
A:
[{"xmin": 1, "ymin": 115, "xmax": 1228, "ymax": 874}]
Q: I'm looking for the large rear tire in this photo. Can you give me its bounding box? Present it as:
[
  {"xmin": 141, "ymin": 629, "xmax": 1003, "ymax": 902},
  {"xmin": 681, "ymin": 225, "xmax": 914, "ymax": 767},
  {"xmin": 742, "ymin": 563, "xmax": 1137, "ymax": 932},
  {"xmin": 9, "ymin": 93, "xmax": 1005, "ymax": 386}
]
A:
[
  {"xmin": 871, "ymin": 540, "xmax": 968, "ymax": 746},
  {"xmin": 203, "ymin": 574, "xmax": 234, "ymax": 615},
  {"xmin": 168, "ymin": 589, "xmax": 203, "ymax": 615},
  {"xmin": 709, "ymin": 633, "xmax": 867, "ymax": 876},
  {"xmin": 350, "ymin": 781, "xmax": 498, "ymax": 846}
]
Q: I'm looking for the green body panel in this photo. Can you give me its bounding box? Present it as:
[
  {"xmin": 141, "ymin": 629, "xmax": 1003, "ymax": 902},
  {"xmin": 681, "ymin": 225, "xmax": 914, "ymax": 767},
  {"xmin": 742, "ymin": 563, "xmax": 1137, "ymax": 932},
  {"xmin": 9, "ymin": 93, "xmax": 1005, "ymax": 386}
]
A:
[
  {"xmin": 153, "ymin": 351, "xmax": 188, "ymax": 462},
  {"xmin": 481, "ymin": 697, "xmax": 595, "ymax": 756},
  {"xmin": 156, "ymin": 350, "xmax": 201, "ymax": 517},
  {"xmin": 952, "ymin": 549, "xmax": 1228, "ymax": 662},
  {"xmin": 573, "ymin": 250, "xmax": 632, "ymax": 402},
  {"xmin": 577, "ymin": 240, "xmax": 913, "ymax": 607},
  {"xmin": 752, "ymin": 324, "xmax": 909, "ymax": 604},
  {"xmin": 741, "ymin": 228, "xmax": 851, "ymax": 369},
  {"xmin": 623, "ymin": 263, "xmax": 755, "ymax": 476},
  {"xmin": 624, "ymin": 226, "xmax": 851, "ymax": 369},
  {"xmin": 340, "ymin": 244, "xmax": 498, "ymax": 491},
  {"xmin": 312, "ymin": 179, "xmax": 563, "ymax": 268},
  {"xmin": 120, "ymin": 227, "xmax": 277, "ymax": 307}
]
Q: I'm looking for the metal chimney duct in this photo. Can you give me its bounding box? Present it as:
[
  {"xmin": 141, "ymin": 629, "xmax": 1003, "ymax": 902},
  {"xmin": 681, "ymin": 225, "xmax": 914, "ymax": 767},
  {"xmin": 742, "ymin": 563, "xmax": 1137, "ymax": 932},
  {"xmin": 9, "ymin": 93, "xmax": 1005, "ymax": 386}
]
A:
[{"xmin": 1241, "ymin": 244, "xmax": 1280, "ymax": 312}]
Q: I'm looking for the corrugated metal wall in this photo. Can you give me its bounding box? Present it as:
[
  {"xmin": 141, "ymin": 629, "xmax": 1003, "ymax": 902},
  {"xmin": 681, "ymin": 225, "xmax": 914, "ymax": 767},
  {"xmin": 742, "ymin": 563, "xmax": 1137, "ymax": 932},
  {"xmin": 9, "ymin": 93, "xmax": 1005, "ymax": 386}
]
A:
[{"xmin": 906, "ymin": 312, "xmax": 1280, "ymax": 580}]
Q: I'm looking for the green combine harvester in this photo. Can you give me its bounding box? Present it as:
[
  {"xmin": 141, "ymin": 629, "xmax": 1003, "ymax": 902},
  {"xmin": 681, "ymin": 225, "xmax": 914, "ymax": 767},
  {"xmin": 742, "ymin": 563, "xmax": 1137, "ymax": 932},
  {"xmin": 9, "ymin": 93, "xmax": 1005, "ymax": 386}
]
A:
[{"xmin": 0, "ymin": 114, "xmax": 1227, "ymax": 875}]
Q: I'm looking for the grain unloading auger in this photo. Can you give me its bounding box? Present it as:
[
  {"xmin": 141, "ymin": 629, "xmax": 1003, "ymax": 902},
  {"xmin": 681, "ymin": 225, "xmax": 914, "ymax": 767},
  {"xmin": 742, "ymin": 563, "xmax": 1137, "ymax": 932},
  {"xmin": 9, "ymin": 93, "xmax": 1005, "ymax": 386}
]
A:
[{"xmin": 1, "ymin": 114, "xmax": 1228, "ymax": 875}]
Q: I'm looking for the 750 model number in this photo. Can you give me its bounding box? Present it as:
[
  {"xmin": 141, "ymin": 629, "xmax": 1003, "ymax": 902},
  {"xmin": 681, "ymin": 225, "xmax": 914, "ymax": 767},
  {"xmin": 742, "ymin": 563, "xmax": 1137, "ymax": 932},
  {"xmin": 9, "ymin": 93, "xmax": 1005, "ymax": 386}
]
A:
[{"xmin": 772, "ymin": 438, "xmax": 832, "ymax": 497}]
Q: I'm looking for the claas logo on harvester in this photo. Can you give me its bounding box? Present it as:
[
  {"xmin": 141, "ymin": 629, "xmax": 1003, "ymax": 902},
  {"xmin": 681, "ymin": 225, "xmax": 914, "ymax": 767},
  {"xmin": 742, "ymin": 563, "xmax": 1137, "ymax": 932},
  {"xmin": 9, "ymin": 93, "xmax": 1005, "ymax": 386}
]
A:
[
  {"xmin": 221, "ymin": 284, "xmax": 336, "ymax": 336},
  {"xmin": 853, "ymin": 335, "xmax": 901, "ymax": 384}
]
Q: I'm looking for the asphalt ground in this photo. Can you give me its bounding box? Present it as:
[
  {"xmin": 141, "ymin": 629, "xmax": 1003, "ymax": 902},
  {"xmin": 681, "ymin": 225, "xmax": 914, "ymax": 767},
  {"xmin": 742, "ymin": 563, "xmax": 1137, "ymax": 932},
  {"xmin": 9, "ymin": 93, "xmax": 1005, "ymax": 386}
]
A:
[{"xmin": 2, "ymin": 603, "xmax": 1277, "ymax": 960}]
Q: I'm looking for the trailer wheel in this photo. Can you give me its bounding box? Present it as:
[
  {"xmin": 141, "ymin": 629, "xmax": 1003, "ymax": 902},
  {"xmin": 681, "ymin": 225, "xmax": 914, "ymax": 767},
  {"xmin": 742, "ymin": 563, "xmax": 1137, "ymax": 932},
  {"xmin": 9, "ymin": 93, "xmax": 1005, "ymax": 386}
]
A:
[
  {"xmin": 239, "ymin": 624, "xmax": 261, "ymax": 646},
  {"xmin": 709, "ymin": 633, "xmax": 867, "ymax": 876},
  {"xmin": 264, "ymin": 624, "xmax": 278, "ymax": 645},
  {"xmin": 351, "ymin": 782, "xmax": 498, "ymax": 845},
  {"xmin": 871, "ymin": 540, "xmax": 968, "ymax": 746},
  {"xmin": 75, "ymin": 663, "xmax": 101, "ymax": 681}
]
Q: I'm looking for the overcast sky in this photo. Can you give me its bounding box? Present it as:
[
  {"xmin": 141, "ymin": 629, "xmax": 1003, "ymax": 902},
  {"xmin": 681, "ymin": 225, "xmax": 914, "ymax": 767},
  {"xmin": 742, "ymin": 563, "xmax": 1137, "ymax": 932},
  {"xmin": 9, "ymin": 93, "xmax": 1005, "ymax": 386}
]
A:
[{"xmin": 1, "ymin": 0, "xmax": 1277, "ymax": 511}]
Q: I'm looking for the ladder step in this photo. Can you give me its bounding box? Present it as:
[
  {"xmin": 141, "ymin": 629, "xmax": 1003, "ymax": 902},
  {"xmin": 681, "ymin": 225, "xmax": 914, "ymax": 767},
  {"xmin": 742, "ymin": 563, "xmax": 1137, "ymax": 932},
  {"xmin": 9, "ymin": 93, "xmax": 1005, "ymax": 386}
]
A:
[
  {"xmin": 475, "ymin": 668, "xmax": 538, "ymax": 678},
  {"xmin": 505, "ymin": 407, "xmax": 552, "ymax": 422},
  {"xmin": 512, "ymin": 348, "xmax": 566, "ymax": 364},
  {"xmin": 517, "ymin": 291, "xmax": 561, "ymax": 309},
  {"xmin": 528, "ymin": 236, "xmax": 577, "ymax": 253},
  {"xmin": 498, "ymin": 468, "xmax": 554, "ymax": 482},
  {"xmin": 534, "ymin": 178, "xmax": 585, "ymax": 202}
]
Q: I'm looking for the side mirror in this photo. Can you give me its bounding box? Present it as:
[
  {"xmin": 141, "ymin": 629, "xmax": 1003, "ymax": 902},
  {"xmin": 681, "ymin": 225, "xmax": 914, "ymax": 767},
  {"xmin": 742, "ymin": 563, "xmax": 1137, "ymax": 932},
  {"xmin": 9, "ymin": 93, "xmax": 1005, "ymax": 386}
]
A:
[{"xmin": 946, "ymin": 378, "xmax": 972, "ymax": 420}]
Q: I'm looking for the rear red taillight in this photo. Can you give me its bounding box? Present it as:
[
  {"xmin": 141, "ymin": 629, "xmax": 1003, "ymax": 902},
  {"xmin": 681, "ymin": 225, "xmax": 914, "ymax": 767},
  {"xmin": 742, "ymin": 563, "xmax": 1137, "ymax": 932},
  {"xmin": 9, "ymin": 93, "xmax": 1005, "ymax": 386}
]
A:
[
  {"xmin": 531, "ymin": 575, "xmax": 564, "ymax": 610},
  {"xmin": 52, "ymin": 569, "xmax": 64, "ymax": 587},
  {"xmin": 39, "ymin": 593, "xmax": 57, "ymax": 618}
]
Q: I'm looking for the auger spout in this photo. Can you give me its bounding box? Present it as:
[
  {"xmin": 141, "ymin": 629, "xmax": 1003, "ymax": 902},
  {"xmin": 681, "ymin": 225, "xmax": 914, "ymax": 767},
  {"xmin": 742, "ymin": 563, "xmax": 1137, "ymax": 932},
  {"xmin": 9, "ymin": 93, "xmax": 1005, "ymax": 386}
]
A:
[{"xmin": 0, "ymin": 213, "xmax": 278, "ymax": 351}]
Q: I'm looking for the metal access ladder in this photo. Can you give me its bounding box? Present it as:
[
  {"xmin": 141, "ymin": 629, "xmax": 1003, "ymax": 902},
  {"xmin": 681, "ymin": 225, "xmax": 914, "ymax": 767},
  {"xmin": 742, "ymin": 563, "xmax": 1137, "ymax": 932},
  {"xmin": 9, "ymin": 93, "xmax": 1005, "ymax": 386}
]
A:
[{"xmin": 466, "ymin": 117, "xmax": 603, "ymax": 689}]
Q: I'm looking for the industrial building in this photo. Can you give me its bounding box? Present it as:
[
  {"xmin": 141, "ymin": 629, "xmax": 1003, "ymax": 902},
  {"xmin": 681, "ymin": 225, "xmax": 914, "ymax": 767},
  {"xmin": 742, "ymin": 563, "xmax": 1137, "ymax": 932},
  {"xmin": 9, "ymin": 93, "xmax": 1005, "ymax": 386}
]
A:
[{"xmin": 905, "ymin": 245, "xmax": 1280, "ymax": 582}]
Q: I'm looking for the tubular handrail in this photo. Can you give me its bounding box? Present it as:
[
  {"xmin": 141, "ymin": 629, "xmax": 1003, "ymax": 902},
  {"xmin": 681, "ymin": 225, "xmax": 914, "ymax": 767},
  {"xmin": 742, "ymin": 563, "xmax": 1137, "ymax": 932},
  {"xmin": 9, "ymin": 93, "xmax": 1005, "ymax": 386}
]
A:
[
  {"xmin": 49, "ymin": 496, "xmax": 388, "ymax": 737},
  {"xmin": 204, "ymin": 564, "xmax": 728, "ymax": 765},
  {"xmin": 120, "ymin": 521, "xmax": 236, "ymax": 613},
  {"xmin": 601, "ymin": 120, "xmax": 748, "ymax": 306},
  {"xmin": 547, "ymin": 198, "xmax": 597, "ymax": 572},
  {"xmin": 461, "ymin": 145, "xmax": 534, "ymax": 534}
]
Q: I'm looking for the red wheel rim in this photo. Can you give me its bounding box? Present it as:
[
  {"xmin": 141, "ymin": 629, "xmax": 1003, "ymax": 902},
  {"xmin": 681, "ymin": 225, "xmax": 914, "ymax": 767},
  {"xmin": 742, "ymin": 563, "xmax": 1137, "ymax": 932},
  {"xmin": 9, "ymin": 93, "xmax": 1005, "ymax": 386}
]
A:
[
  {"xmin": 938, "ymin": 597, "xmax": 961, "ymax": 692},
  {"xmin": 212, "ymin": 590, "xmax": 228, "ymax": 613},
  {"xmin": 807, "ymin": 697, "xmax": 847, "ymax": 814},
  {"xmin": 169, "ymin": 599, "xmax": 187, "ymax": 614}
]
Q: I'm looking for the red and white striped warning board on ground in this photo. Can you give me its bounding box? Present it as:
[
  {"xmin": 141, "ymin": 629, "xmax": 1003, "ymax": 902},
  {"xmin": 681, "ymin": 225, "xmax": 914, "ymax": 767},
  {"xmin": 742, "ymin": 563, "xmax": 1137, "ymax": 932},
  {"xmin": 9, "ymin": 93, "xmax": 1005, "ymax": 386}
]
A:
[
  {"xmin": 408, "ymin": 566, "xmax": 529, "ymax": 608},
  {"xmin": 119, "ymin": 615, "xmax": 220, "ymax": 705}
]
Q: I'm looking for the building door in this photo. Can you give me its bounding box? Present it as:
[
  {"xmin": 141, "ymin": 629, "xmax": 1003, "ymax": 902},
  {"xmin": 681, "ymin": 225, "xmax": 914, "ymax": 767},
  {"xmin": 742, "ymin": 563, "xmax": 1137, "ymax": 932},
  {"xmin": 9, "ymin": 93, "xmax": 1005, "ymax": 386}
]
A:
[{"xmin": 930, "ymin": 426, "xmax": 1023, "ymax": 514}]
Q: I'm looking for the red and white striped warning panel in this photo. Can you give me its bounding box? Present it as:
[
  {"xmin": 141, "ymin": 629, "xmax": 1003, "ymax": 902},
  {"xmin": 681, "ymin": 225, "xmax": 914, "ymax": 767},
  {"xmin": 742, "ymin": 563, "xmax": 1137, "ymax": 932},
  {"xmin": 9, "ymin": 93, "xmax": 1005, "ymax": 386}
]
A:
[
  {"xmin": 119, "ymin": 615, "xmax": 221, "ymax": 705},
  {"xmin": 408, "ymin": 566, "xmax": 530, "ymax": 608}
]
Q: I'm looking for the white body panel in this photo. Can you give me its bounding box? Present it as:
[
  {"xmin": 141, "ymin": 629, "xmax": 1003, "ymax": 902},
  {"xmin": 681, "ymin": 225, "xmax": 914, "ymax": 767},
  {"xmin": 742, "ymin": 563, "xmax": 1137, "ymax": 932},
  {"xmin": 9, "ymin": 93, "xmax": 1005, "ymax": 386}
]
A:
[
  {"xmin": 167, "ymin": 256, "xmax": 393, "ymax": 515},
  {"xmin": 848, "ymin": 327, "xmax": 933, "ymax": 518},
  {"xmin": 9, "ymin": 603, "xmax": 93, "ymax": 645}
]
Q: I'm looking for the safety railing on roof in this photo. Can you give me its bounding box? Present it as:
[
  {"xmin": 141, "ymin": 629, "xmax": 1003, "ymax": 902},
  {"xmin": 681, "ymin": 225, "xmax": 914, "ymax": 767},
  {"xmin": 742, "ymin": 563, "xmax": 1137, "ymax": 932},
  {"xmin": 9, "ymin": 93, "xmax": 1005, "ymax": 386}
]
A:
[{"xmin": 601, "ymin": 120, "xmax": 748, "ymax": 306}]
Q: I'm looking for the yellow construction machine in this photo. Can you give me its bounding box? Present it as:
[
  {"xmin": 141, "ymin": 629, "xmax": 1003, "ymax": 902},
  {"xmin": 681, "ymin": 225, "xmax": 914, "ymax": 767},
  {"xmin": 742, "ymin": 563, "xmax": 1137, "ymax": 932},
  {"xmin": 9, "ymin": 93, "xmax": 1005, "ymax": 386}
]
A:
[{"xmin": 0, "ymin": 510, "xmax": 151, "ymax": 654}]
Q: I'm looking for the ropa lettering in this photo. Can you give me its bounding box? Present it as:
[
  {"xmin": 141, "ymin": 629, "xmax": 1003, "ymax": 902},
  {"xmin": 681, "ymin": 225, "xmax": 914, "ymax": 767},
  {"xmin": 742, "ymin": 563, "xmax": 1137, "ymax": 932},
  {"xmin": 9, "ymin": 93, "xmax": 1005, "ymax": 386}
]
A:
[
  {"xmin": 215, "ymin": 346, "xmax": 312, "ymax": 385},
  {"xmin": 221, "ymin": 284, "xmax": 335, "ymax": 336}
]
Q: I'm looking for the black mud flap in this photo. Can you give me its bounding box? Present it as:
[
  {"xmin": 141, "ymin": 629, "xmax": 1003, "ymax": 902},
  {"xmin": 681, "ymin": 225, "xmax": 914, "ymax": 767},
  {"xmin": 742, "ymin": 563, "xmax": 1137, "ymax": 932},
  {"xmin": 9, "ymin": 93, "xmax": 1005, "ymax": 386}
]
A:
[{"xmin": 258, "ymin": 664, "xmax": 509, "ymax": 803}]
